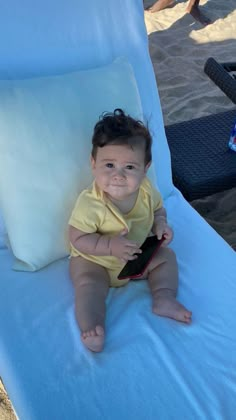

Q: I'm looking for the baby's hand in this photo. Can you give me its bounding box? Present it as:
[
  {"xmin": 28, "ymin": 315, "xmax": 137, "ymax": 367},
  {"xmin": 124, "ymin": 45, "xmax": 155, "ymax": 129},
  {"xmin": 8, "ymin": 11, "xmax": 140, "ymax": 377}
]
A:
[
  {"xmin": 109, "ymin": 229, "xmax": 142, "ymax": 263},
  {"xmin": 155, "ymin": 217, "xmax": 173, "ymax": 246}
]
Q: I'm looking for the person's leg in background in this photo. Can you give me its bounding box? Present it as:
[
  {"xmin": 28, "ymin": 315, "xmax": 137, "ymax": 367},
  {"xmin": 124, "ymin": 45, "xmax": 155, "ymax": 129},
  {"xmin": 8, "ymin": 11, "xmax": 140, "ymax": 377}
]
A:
[{"xmin": 146, "ymin": 0, "xmax": 211, "ymax": 25}]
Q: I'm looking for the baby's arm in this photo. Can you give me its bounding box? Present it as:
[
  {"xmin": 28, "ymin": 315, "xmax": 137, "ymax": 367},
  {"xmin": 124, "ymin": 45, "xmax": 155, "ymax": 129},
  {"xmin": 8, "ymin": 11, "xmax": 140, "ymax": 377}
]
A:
[
  {"xmin": 69, "ymin": 226, "xmax": 141, "ymax": 262},
  {"xmin": 152, "ymin": 207, "xmax": 173, "ymax": 245}
]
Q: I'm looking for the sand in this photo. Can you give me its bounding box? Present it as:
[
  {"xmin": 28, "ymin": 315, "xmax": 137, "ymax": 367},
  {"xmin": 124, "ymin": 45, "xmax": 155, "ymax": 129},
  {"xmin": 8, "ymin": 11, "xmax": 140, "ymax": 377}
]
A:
[
  {"xmin": 1, "ymin": 1, "xmax": 236, "ymax": 418},
  {"xmin": 144, "ymin": 0, "xmax": 236, "ymax": 250},
  {"xmin": 144, "ymin": 0, "xmax": 236, "ymax": 125}
]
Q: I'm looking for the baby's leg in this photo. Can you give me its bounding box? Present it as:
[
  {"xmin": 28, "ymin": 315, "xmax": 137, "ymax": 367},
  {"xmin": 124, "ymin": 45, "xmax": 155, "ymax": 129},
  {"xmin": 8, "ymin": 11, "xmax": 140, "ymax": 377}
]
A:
[
  {"xmin": 69, "ymin": 256, "xmax": 110, "ymax": 352},
  {"xmin": 144, "ymin": 247, "xmax": 192, "ymax": 323}
]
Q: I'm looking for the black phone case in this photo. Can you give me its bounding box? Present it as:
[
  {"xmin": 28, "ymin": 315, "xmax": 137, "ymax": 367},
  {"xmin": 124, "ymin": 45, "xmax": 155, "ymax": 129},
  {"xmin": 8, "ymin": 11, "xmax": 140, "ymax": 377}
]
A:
[{"xmin": 118, "ymin": 235, "xmax": 164, "ymax": 280}]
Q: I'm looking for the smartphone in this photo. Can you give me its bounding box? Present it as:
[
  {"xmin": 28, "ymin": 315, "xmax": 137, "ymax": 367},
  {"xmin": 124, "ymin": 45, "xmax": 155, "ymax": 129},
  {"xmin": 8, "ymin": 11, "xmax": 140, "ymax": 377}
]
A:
[{"xmin": 118, "ymin": 235, "xmax": 164, "ymax": 280}]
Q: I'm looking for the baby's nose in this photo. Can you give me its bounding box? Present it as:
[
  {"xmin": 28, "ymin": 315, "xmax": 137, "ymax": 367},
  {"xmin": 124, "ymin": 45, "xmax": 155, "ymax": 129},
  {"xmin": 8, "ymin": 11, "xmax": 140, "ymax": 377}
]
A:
[{"xmin": 113, "ymin": 168, "xmax": 125, "ymax": 179}]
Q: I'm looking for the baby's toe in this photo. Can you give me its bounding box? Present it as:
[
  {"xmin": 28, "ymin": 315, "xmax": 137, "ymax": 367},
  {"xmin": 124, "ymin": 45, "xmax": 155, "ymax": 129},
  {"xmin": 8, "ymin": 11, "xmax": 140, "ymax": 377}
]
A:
[{"xmin": 81, "ymin": 326, "xmax": 105, "ymax": 352}]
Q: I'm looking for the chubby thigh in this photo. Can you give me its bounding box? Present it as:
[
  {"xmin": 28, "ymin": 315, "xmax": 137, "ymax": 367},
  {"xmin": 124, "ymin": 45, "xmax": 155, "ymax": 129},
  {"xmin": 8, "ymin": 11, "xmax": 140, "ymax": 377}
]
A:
[{"xmin": 69, "ymin": 256, "xmax": 129, "ymax": 288}]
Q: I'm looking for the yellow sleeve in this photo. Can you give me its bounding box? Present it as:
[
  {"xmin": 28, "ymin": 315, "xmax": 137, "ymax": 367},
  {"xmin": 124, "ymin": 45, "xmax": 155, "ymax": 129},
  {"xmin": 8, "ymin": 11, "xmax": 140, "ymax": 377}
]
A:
[
  {"xmin": 68, "ymin": 190, "xmax": 105, "ymax": 233},
  {"xmin": 152, "ymin": 185, "xmax": 163, "ymax": 212},
  {"xmin": 143, "ymin": 177, "xmax": 163, "ymax": 211}
]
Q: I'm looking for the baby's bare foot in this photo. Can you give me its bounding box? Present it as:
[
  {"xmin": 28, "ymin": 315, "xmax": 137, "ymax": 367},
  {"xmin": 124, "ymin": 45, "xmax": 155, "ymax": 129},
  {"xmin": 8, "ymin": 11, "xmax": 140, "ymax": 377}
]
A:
[
  {"xmin": 153, "ymin": 292, "xmax": 192, "ymax": 324},
  {"xmin": 81, "ymin": 325, "xmax": 105, "ymax": 352}
]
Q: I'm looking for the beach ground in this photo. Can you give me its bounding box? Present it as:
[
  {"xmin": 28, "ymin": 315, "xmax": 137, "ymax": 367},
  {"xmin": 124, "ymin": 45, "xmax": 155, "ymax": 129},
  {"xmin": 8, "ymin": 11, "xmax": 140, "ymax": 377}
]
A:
[{"xmin": 144, "ymin": 0, "xmax": 236, "ymax": 249}]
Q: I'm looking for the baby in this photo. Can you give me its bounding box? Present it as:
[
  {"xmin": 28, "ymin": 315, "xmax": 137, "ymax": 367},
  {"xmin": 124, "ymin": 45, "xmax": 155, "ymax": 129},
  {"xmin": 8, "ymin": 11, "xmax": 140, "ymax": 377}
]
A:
[{"xmin": 68, "ymin": 109, "xmax": 191, "ymax": 352}]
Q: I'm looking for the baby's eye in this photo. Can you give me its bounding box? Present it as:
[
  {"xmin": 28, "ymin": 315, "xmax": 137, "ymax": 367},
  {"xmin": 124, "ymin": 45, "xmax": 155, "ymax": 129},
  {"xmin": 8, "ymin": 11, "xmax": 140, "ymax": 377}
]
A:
[
  {"xmin": 105, "ymin": 163, "xmax": 114, "ymax": 168},
  {"xmin": 126, "ymin": 165, "xmax": 134, "ymax": 170}
]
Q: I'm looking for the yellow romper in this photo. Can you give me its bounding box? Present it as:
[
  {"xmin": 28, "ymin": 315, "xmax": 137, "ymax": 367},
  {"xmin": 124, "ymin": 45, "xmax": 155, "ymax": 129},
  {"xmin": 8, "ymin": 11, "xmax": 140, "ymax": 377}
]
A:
[{"xmin": 69, "ymin": 177, "xmax": 163, "ymax": 287}]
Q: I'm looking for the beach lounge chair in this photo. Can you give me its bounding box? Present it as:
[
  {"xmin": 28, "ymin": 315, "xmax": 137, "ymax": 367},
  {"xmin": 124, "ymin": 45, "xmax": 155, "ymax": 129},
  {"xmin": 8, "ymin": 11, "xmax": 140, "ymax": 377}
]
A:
[
  {"xmin": 165, "ymin": 109, "xmax": 236, "ymax": 201},
  {"xmin": 204, "ymin": 57, "xmax": 236, "ymax": 105},
  {"xmin": 0, "ymin": 1, "xmax": 236, "ymax": 419}
]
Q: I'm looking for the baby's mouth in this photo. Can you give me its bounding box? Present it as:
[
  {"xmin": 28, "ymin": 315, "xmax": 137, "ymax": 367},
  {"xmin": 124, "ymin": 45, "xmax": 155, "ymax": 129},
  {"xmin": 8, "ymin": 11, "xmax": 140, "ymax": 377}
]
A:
[{"xmin": 111, "ymin": 184, "xmax": 125, "ymax": 187}]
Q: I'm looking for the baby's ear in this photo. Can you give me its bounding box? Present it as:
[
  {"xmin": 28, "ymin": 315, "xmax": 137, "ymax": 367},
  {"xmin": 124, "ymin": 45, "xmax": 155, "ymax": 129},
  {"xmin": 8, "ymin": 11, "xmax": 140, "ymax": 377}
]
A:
[
  {"xmin": 145, "ymin": 161, "xmax": 152, "ymax": 173},
  {"xmin": 90, "ymin": 155, "xmax": 96, "ymax": 169}
]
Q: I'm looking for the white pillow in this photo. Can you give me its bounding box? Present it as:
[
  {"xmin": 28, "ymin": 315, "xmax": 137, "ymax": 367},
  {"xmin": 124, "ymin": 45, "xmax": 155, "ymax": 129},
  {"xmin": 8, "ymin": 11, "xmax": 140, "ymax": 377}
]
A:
[{"xmin": 0, "ymin": 57, "xmax": 157, "ymax": 271}]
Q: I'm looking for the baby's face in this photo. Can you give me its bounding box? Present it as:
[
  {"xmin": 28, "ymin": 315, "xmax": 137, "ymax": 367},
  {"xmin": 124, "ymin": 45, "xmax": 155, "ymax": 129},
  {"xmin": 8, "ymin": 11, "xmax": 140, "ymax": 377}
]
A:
[{"xmin": 91, "ymin": 143, "xmax": 150, "ymax": 202}]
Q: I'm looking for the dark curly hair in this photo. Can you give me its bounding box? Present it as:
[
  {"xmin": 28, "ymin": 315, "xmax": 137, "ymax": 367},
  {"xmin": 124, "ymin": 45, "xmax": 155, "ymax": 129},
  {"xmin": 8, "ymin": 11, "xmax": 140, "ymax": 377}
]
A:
[{"xmin": 91, "ymin": 109, "xmax": 152, "ymax": 165}]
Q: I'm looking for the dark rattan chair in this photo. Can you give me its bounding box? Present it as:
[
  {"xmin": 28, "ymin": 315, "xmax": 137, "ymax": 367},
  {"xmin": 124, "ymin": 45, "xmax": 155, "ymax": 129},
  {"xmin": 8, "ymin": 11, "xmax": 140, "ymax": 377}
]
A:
[
  {"xmin": 204, "ymin": 58, "xmax": 236, "ymax": 104},
  {"xmin": 165, "ymin": 109, "xmax": 236, "ymax": 201}
]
